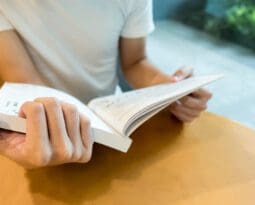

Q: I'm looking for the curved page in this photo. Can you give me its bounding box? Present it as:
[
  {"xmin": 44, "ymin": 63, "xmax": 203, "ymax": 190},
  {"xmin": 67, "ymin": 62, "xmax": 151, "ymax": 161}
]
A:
[{"xmin": 0, "ymin": 83, "xmax": 132, "ymax": 152}]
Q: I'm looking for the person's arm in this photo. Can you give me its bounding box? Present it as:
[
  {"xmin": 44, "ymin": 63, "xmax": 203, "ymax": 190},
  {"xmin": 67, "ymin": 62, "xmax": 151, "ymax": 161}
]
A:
[
  {"xmin": 120, "ymin": 37, "xmax": 174, "ymax": 88},
  {"xmin": 0, "ymin": 30, "xmax": 44, "ymax": 84},
  {"xmin": 120, "ymin": 37, "xmax": 212, "ymax": 122},
  {"xmin": 0, "ymin": 97, "xmax": 94, "ymax": 169}
]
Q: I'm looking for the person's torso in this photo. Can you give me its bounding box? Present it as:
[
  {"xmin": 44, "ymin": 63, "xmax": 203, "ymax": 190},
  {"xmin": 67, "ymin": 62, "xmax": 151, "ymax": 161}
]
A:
[{"xmin": 0, "ymin": 0, "xmax": 132, "ymax": 102}]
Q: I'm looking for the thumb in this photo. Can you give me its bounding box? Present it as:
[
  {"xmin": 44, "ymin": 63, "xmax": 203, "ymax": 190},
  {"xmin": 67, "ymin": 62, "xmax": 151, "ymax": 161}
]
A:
[{"xmin": 172, "ymin": 66, "xmax": 193, "ymax": 82}]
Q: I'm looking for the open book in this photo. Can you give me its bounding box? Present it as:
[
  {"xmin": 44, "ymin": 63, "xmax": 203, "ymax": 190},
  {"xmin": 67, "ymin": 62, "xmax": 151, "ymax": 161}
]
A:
[{"xmin": 0, "ymin": 75, "xmax": 222, "ymax": 152}]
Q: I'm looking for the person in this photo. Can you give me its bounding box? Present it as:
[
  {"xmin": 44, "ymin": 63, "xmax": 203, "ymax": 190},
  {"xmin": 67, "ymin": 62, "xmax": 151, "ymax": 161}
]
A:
[{"xmin": 0, "ymin": 0, "xmax": 212, "ymax": 169}]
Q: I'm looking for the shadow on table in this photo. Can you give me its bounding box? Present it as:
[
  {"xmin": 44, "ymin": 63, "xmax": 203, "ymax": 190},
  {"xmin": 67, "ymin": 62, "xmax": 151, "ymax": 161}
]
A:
[{"xmin": 25, "ymin": 112, "xmax": 184, "ymax": 204}]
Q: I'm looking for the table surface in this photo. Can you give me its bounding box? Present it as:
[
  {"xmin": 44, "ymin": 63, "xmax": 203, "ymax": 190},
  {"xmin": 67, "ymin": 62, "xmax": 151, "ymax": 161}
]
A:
[{"xmin": 1, "ymin": 112, "xmax": 255, "ymax": 205}]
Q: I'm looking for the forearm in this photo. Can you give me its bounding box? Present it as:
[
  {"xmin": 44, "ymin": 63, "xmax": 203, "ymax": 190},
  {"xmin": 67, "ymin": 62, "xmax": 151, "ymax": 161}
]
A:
[
  {"xmin": 0, "ymin": 30, "xmax": 44, "ymax": 85},
  {"xmin": 122, "ymin": 57, "xmax": 171, "ymax": 89}
]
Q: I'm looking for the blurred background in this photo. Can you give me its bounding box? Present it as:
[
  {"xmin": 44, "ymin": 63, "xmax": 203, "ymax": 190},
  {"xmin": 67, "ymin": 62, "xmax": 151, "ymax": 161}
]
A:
[
  {"xmin": 154, "ymin": 0, "xmax": 255, "ymax": 50},
  {"xmin": 121, "ymin": 0, "xmax": 255, "ymax": 129}
]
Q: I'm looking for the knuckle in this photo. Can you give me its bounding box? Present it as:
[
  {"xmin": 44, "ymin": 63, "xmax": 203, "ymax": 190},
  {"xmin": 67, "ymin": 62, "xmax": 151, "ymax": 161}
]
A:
[
  {"xmin": 72, "ymin": 154, "xmax": 80, "ymax": 162},
  {"xmin": 45, "ymin": 97, "xmax": 60, "ymax": 107},
  {"xmin": 63, "ymin": 150, "xmax": 73, "ymax": 161},
  {"xmin": 36, "ymin": 97, "xmax": 59, "ymax": 108},
  {"xmin": 72, "ymin": 148, "xmax": 83, "ymax": 162},
  {"xmin": 53, "ymin": 142, "xmax": 73, "ymax": 162},
  {"xmin": 201, "ymin": 104, "xmax": 208, "ymax": 110},
  {"xmin": 196, "ymin": 104, "xmax": 207, "ymax": 111},
  {"xmin": 54, "ymin": 149, "xmax": 72, "ymax": 162},
  {"xmin": 30, "ymin": 103, "xmax": 44, "ymax": 116},
  {"xmin": 79, "ymin": 147, "xmax": 93, "ymax": 163},
  {"xmin": 33, "ymin": 151, "xmax": 52, "ymax": 167},
  {"xmin": 80, "ymin": 153, "xmax": 92, "ymax": 163}
]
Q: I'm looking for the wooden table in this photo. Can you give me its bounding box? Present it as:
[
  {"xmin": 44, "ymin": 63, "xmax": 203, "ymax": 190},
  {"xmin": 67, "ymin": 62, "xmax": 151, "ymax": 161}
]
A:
[{"xmin": 1, "ymin": 112, "xmax": 255, "ymax": 205}]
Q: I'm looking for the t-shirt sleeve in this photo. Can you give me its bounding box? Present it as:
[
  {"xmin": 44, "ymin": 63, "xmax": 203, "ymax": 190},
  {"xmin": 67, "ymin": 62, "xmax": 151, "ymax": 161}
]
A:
[
  {"xmin": 121, "ymin": 0, "xmax": 155, "ymax": 38},
  {"xmin": 0, "ymin": 11, "xmax": 13, "ymax": 32}
]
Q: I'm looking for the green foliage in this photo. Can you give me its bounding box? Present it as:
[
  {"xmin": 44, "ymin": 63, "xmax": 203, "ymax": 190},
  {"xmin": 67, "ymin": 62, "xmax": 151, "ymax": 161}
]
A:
[
  {"xmin": 183, "ymin": 0, "xmax": 255, "ymax": 49},
  {"xmin": 226, "ymin": 1, "xmax": 255, "ymax": 37}
]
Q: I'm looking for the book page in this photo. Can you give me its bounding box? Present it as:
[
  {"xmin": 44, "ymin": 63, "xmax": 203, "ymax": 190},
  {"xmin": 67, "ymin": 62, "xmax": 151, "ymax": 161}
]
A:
[
  {"xmin": 88, "ymin": 75, "xmax": 223, "ymax": 136},
  {"xmin": 0, "ymin": 83, "xmax": 132, "ymax": 152}
]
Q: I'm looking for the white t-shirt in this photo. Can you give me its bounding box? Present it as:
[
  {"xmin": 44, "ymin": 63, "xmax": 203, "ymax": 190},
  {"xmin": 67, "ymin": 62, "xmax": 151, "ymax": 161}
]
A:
[{"xmin": 0, "ymin": 0, "xmax": 154, "ymax": 103}]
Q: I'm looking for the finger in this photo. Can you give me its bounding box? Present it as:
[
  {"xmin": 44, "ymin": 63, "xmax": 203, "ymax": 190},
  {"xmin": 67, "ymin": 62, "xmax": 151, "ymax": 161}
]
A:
[
  {"xmin": 172, "ymin": 66, "xmax": 194, "ymax": 81},
  {"xmin": 171, "ymin": 108, "xmax": 195, "ymax": 123},
  {"xmin": 191, "ymin": 89, "xmax": 212, "ymax": 101},
  {"xmin": 79, "ymin": 114, "xmax": 93, "ymax": 163},
  {"xmin": 61, "ymin": 102, "xmax": 84, "ymax": 162},
  {"xmin": 35, "ymin": 98, "xmax": 73, "ymax": 164},
  {"xmin": 170, "ymin": 103, "xmax": 200, "ymax": 119},
  {"xmin": 178, "ymin": 96, "xmax": 208, "ymax": 111},
  {"xmin": 20, "ymin": 101, "xmax": 50, "ymax": 147},
  {"xmin": 19, "ymin": 101, "xmax": 52, "ymax": 166}
]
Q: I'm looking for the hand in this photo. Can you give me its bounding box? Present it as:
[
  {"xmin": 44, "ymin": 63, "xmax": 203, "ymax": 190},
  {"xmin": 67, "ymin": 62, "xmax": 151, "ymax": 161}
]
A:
[
  {"xmin": 0, "ymin": 97, "xmax": 94, "ymax": 169},
  {"xmin": 169, "ymin": 66, "xmax": 212, "ymax": 122},
  {"xmin": 170, "ymin": 89, "xmax": 212, "ymax": 122}
]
